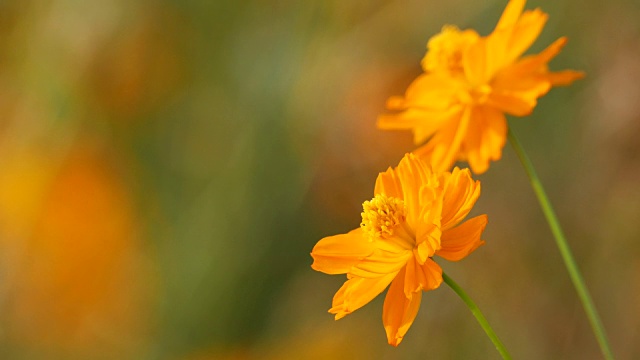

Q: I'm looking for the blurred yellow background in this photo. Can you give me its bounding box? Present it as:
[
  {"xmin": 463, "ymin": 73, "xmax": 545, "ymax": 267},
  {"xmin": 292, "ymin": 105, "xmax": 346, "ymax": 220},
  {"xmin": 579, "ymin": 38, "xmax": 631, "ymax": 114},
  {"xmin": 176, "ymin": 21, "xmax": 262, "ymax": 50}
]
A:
[{"xmin": 0, "ymin": 0, "xmax": 638, "ymax": 358}]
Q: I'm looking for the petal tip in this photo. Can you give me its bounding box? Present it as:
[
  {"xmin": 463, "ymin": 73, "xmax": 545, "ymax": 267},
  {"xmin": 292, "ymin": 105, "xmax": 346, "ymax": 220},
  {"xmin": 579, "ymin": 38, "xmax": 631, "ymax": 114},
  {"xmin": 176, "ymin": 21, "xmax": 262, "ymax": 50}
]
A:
[{"xmin": 388, "ymin": 336, "xmax": 403, "ymax": 347}]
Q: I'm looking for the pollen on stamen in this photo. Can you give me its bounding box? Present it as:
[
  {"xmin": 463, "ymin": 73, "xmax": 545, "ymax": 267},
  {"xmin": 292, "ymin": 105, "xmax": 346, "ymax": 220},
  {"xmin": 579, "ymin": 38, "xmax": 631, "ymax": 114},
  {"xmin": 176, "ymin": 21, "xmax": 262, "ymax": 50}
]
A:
[{"xmin": 360, "ymin": 194, "xmax": 406, "ymax": 239}]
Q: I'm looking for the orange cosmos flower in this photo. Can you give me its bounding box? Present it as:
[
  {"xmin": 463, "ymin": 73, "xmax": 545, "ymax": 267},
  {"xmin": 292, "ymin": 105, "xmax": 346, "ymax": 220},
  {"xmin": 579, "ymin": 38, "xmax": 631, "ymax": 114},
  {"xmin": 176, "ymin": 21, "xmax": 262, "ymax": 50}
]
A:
[
  {"xmin": 378, "ymin": 0, "xmax": 584, "ymax": 174},
  {"xmin": 311, "ymin": 153, "xmax": 487, "ymax": 346}
]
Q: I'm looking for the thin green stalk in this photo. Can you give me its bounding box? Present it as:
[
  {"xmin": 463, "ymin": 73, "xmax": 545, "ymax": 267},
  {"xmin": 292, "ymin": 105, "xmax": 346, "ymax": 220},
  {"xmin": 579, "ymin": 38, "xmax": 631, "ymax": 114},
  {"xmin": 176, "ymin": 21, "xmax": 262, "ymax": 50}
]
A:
[
  {"xmin": 442, "ymin": 272, "xmax": 511, "ymax": 360},
  {"xmin": 508, "ymin": 128, "xmax": 614, "ymax": 360}
]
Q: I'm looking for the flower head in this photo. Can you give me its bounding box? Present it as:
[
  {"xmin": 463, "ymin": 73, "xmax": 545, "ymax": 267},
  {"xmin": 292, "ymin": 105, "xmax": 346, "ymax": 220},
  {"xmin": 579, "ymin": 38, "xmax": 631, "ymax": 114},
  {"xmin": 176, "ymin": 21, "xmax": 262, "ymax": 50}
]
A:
[
  {"xmin": 378, "ymin": 0, "xmax": 584, "ymax": 174},
  {"xmin": 310, "ymin": 154, "xmax": 487, "ymax": 346}
]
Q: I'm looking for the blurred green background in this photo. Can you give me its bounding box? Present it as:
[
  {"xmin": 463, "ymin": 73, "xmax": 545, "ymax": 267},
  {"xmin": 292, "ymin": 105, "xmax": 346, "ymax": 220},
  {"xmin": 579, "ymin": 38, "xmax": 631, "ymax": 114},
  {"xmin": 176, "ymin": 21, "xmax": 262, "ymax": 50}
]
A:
[{"xmin": 0, "ymin": 0, "xmax": 638, "ymax": 358}]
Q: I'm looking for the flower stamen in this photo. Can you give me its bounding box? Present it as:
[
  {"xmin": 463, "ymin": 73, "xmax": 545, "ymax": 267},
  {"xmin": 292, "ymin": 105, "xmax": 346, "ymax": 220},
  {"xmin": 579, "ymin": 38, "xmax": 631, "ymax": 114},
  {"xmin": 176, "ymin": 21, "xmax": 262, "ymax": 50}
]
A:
[{"xmin": 360, "ymin": 194, "xmax": 406, "ymax": 239}]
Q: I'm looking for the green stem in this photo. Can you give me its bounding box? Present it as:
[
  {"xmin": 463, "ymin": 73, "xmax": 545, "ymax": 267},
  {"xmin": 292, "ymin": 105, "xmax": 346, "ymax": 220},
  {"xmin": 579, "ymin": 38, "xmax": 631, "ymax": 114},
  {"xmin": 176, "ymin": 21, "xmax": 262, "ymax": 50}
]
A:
[
  {"xmin": 508, "ymin": 128, "xmax": 614, "ymax": 360},
  {"xmin": 442, "ymin": 272, "xmax": 512, "ymax": 360}
]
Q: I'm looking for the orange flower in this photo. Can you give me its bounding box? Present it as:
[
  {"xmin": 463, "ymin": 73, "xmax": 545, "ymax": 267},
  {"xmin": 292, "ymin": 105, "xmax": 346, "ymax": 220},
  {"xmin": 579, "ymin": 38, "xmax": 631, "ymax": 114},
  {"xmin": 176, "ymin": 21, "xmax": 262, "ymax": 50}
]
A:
[
  {"xmin": 311, "ymin": 154, "xmax": 487, "ymax": 346},
  {"xmin": 378, "ymin": 0, "xmax": 584, "ymax": 174}
]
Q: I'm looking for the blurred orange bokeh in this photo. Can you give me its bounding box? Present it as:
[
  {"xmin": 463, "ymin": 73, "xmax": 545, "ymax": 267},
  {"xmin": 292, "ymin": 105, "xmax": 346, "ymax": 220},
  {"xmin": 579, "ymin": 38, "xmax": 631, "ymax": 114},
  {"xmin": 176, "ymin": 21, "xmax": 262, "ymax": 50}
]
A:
[{"xmin": 0, "ymin": 144, "xmax": 153, "ymax": 356}]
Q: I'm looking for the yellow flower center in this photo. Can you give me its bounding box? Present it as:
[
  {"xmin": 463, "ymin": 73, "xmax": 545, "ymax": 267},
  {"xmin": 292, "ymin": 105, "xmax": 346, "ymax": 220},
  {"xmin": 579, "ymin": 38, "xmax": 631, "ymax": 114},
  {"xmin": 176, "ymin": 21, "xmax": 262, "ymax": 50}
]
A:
[
  {"xmin": 421, "ymin": 25, "xmax": 479, "ymax": 74},
  {"xmin": 360, "ymin": 194, "xmax": 406, "ymax": 239}
]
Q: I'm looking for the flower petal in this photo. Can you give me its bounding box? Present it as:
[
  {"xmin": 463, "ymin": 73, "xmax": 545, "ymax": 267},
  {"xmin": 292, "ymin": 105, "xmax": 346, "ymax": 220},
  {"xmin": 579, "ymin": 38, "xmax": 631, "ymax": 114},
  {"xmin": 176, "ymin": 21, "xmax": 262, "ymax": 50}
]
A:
[
  {"xmin": 421, "ymin": 258, "xmax": 444, "ymax": 290},
  {"xmin": 374, "ymin": 167, "xmax": 403, "ymax": 200},
  {"xmin": 311, "ymin": 228, "xmax": 373, "ymax": 275},
  {"xmin": 378, "ymin": 73, "xmax": 466, "ymax": 145},
  {"xmin": 414, "ymin": 186, "xmax": 443, "ymax": 263},
  {"xmin": 495, "ymin": 0, "xmax": 526, "ymax": 32},
  {"xmin": 396, "ymin": 73, "xmax": 462, "ymax": 110},
  {"xmin": 378, "ymin": 107, "xmax": 461, "ymax": 145},
  {"xmin": 414, "ymin": 107, "xmax": 470, "ymax": 173},
  {"xmin": 414, "ymin": 224, "xmax": 442, "ymax": 264},
  {"xmin": 467, "ymin": 1, "xmax": 548, "ymax": 84},
  {"xmin": 404, "ymin": 257, "xmax": 443, "ymax": 297},
  {"xmin": 382, "ymin": 267, "xmax": 423, "ymax": 347},
  {"xmin": 440, "ymin": 167, "xmax": 481, "ymax": 230},
  {"xmin": 515, "ymin": 37, "xmax": 585, "ymax": 86},
  {"xmin": 491, "ymin": 37, "xmax": 584, "ymax": 108},
  {"xmin": 503, "ymin": 9, "xmax": 548, "ymax": 63},
  {"xmin": 437, "ymin": 215, "xmax": 487, "ymax": 261},
  {"xmin": 329, "ymin": 271, "xmax": 397, "ymax": 320},
  {"xmin": 487, "ymin": 85, "xmax": 548, "ymax": 116},
  {"xmin": 463, "ymin": 37, "xmax": 492, "ymax": 86},
  {"xmin": 349, "ymin": 248, "xmax": 412, "ymax": 278},
  {"xmin": 503, "ymin": 37, "xmax": 568, "ymax": 76},
  {"xmin": 546, "ymin": 70, "xmax": 585, "ymax": 86},
  {"xmin": 460, "ymin": 105, "xmax": 507, "ymax": 174},
  {"xmin": 387, "ymin": 154, "xmax": 436, "ymax": 228}
]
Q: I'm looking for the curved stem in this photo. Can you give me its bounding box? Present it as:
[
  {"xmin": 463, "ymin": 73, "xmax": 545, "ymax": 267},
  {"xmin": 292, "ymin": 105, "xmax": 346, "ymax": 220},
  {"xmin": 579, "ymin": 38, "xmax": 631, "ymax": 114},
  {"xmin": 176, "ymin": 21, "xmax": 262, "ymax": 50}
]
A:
[
  {"xmin": 442, "ymin": 272, "xmax": 512, "ymax": 360},
  {"xmin": 508, "ymin": 128, "xmax": 614, "ymax": 360}
]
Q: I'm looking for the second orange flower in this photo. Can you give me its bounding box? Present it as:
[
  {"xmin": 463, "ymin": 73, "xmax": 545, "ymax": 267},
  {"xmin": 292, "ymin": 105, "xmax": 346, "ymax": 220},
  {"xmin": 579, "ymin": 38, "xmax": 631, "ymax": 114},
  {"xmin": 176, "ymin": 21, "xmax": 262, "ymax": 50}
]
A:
[{"xmin": 378, "ymin": 0, "xmax": 584, "ymax": 174}]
